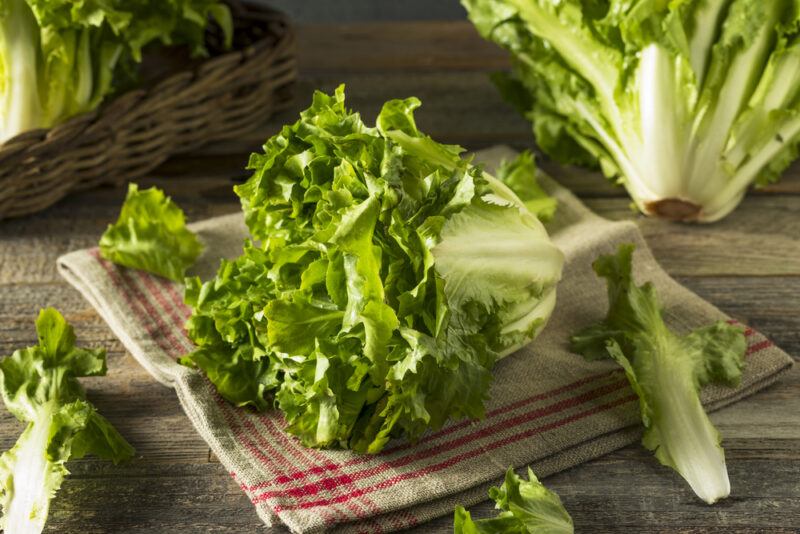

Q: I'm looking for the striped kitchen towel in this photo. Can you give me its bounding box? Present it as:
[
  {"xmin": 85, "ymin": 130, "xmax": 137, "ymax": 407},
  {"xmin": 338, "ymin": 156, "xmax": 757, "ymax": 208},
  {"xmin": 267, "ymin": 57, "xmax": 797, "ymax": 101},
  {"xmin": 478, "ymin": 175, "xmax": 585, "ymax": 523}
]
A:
[{"xmin": 57, "ymin": 146, "xmax": 794, "ymax": 534}]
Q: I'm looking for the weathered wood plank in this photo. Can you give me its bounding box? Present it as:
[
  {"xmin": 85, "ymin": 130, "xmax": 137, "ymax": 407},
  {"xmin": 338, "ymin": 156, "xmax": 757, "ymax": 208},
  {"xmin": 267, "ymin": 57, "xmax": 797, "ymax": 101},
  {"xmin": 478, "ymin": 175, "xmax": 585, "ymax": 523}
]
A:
[
  {"xmin": 44, "ymin": 463, "xmax": 267, "ymax": 534},
  {"xmin": 265, "ymin": 1, "xmax": 467, "ymax": 24},
  {"xmin": 584, "ymin": 197, "xmax": 800, "ymax": 277},
  {"xmin": 676, "ymin": 277, "xmax": 800, "ymax": 356},
  {"xmin": 541, "ymin": 159, "xmax": 800, "ymax": 197},
  {"xmin": 296, "ymin": 21, "xmax": 509, "ymax": 73},
  {"xmin": 230, "ymin": 73, "xmax": 534, "ymax": 151}
]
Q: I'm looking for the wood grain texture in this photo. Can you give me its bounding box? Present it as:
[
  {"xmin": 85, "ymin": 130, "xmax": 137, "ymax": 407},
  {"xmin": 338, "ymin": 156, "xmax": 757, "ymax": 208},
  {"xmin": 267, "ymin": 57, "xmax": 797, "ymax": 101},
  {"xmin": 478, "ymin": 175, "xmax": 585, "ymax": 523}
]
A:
[
  {"xmin": 296, "ymin": 21, "xmax": 509, "ymax": 72},
  {"xmin": 0, "ymin": 20, "xmax": 798, "ymax": 534},
  {"xmin": 254, "ymin": 1, "xmax": 467, "ymax": 23}
]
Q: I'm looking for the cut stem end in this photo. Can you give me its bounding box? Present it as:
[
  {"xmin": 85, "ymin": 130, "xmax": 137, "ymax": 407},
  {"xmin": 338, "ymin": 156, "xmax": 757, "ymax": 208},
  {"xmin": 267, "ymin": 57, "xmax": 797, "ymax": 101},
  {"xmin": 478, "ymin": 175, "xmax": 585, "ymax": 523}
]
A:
[{"xmin": 644, "ymin": 198, "xmax": 703, "ymax": 222}]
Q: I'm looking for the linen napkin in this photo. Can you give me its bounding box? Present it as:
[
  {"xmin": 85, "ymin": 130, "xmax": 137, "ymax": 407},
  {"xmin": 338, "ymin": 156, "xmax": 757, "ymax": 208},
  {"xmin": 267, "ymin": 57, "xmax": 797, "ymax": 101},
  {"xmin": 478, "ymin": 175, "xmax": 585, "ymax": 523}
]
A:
[{"xmin": 57, "ymin": 146, "xmax": 794, "ymax": 534}]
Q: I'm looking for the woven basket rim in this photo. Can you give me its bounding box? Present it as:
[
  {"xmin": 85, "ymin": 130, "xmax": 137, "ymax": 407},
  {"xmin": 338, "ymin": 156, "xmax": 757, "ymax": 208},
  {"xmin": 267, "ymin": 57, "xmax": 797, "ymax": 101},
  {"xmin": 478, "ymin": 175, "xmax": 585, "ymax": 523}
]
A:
[{"xmin": 0, "ymin": 0, "xmax": 291, "ymax": 155}]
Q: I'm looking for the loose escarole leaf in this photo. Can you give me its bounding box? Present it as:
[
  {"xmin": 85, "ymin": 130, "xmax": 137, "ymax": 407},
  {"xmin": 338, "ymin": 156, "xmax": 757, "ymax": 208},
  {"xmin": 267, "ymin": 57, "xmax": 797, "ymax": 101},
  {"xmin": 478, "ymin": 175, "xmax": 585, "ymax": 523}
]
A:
[
  {"xmin": 183, "ymin": 85, "xmax": 564, "ymax": 453},
  {"xmin": 495, "ymin": 150, "xmax": 557, "ymax": 222},
  {"xmin": 100, "ymin": 183, "xmax": 203, "ymax": 281},
  {"xmin": 462, "ymin": 0, "xmax": 800, "ymax": 222},
  {"xmin": 570, "ymin": 244, "xmax": 746, "ymax": 504},
  {"xmin": 0, "ymin": 308, "xmax": 134, "ymax": 534},
  {"xmin": 454, "ymin": 467, "xmax": 573, "ymax": 534},
  {"xmin": 0, "ymin": 0, "xmax": 232, "ymax": 142}
]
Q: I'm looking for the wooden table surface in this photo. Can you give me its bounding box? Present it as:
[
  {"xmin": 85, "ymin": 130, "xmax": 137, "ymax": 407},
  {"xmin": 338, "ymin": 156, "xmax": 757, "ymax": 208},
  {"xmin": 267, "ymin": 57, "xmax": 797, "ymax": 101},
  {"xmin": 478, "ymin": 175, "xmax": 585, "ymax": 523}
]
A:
[{"xmin": 1, "ymin": 21, "xmax": 798, "ymax": 533}]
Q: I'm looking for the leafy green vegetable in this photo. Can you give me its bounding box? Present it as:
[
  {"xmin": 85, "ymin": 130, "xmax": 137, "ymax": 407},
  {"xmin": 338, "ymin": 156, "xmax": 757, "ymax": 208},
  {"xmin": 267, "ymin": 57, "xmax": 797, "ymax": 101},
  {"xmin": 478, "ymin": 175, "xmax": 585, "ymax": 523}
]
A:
[
  {"xmin": 100, "ymin": 183, "xmax": 203, "ymax": 282},
  {"xmin": 462, "ymin": 0, "xmax": 800, "ymax": 222},
  {"xmin": 0, "ymin": 308, "xmax": 134, "ymax": 534},
  {"xmin": 182, "ymin": 86, "xmax": 564, "ymax": 453},
  {"xmin": 0, "ymin": 0, "xmax": 232, "ymax": 142},
  {"xmin": 570, "ymin": 244, "xmax": 746, "ymax": 504},
  {"xmin": 454, "ymin": 466, "xmax": 573, "ymax": 534},
  {"xmin": 496, "ymin": 150, "xmax": 557, "ymax": 222}
]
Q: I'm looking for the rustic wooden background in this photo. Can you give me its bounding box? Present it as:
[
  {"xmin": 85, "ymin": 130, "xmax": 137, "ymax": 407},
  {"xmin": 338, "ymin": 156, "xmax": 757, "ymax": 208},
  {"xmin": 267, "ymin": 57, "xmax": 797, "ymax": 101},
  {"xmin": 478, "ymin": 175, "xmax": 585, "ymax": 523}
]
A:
[{"xmin": 0, "ymin": 17, "xmax": 798, "ymax": 534}]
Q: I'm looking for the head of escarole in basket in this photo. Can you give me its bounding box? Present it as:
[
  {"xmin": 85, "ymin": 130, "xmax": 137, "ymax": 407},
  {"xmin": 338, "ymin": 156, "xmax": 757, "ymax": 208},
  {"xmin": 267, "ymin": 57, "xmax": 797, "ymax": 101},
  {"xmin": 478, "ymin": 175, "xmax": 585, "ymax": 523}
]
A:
[
  {"xmin": 0, "ymin": 0, "xmax": 233, "ymax": 143},
  {"xmin": 182, "ymin": 85, "xmax": 564, "ymax": 454}
]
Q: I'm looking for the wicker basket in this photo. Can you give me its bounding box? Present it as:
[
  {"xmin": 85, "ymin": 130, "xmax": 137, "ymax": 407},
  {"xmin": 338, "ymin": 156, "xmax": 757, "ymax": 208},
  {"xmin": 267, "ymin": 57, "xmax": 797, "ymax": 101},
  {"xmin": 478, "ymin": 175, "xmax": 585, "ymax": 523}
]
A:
[{"xmin": 0, "ymin": 1, "xmax": 296, "ymax": 221}]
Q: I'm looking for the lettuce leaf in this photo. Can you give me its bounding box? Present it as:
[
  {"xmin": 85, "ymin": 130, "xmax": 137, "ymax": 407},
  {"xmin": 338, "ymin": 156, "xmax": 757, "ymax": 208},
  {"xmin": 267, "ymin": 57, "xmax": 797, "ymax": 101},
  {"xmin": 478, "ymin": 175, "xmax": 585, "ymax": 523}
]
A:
[
  {"xmin": 183, "ymin": 86, "xmax": 564, "ymax": 453},
  {"xmin": 454, "ymin": 466, "xmax": 573, "ymax": 534},
  {"xmin": 0, "ymin": 308, "xmax": 134, "ymax": 534},
  {"xmin": 496, "ymin": 150, "xmax": 557, "ymax": 222},
  {"xmin": 99, "ymin": 183, "xmax": 203, "ymax": 282},
  {"xmin": 570, "ymin": 244, "xmax": 746, "ymax": 504}
]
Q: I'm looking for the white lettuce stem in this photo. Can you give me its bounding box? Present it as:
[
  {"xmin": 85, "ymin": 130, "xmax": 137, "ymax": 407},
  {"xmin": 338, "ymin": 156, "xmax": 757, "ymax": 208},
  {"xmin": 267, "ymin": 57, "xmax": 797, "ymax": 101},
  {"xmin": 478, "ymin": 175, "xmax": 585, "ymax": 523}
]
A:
[
  {"xmin": 497, "ymin": 287, "xmax": 557, "ymax": 358},
  {"xmin": 0, "ymin": 0, "xmax": 42, "ymax": 143},
  {"xmin": 687, "ymin": 13, "xmax": 777, "ymax": 198},
  {"xmin": 4, "ymin": 407, "xmax": 55, "ymax": 534},
  {"xmin": 687, "ymin": 0, "xmax": 727, "ymax": 86},
  {"xmin": 704, "ymin": 114, "xmax": 800, "ymax": 219},
  {"xmin": 73, "ymin": 30, "xmax": 94, "ymax": 113},
  {"xmin": 633, "ymin": 45, "xmax": 690, "ymax": 201},
  {"xmin": 647, "ymin": 341, "xmax": 730, "ymax": 504}
]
